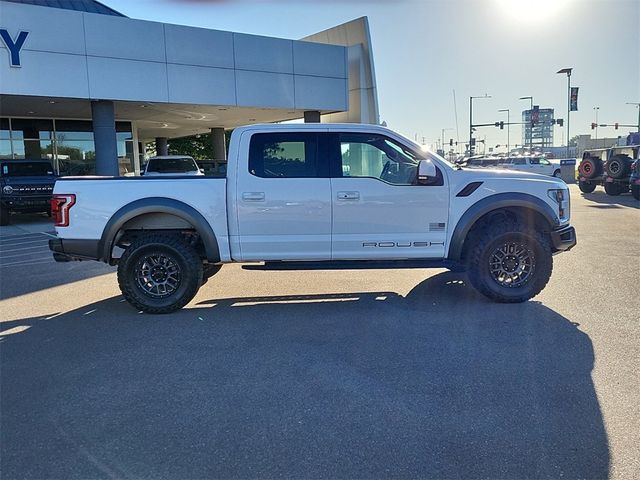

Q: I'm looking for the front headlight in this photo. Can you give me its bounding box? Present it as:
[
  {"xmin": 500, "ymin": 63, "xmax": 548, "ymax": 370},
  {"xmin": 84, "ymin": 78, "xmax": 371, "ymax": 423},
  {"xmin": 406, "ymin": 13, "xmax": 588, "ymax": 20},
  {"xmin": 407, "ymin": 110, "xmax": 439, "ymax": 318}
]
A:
[{"xmin": 548, "ymin": 188, "xmax": 570, "ymax": 222}]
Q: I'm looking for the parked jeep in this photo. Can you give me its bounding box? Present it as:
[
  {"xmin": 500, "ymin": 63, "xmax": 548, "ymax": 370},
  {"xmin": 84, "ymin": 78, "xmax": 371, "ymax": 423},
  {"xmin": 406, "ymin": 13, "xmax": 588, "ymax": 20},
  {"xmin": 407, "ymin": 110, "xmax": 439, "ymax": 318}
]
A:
[
  {"xmin": 0, "ymin": 160, "xmax": 57, "ymax": 226},
  {"xmin": 578, "ymin": 146, "xmax": 637, "ymax": 196},
  {"xmin": 630, "ymin": 160, "xmax": 640, "ymax": 201}
]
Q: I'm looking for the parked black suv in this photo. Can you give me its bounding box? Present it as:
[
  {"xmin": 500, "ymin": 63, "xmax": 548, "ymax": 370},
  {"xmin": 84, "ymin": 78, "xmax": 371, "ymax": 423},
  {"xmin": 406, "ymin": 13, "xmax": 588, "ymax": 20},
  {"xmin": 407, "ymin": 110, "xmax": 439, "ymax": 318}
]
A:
[{"xmin": 0, "ymin": 160, "xmax": 57, "ymax": 226}]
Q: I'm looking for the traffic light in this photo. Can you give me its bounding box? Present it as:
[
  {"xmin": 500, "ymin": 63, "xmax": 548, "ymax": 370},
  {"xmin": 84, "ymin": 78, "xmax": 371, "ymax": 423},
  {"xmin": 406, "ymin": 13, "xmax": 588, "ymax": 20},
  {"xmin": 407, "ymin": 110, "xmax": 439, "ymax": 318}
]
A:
[
  {"xmin": 449, "ymin": 138, "xmax": 454, "ymax": 146},
  {"xmin": 556, "ymin": 119, "xmax": 564, "ymax": 127},
  {"xmin": 615, "ymin": 122, "xmax": 619, "ymax": 130},
  {"xmin": 591, "ymin": 122, "xmax": 597, "ymax": 130},
  {"xmin": 470, "ymin": 138, "xmax": 476, "ymax": 146},
  {"xmin": 499, "ymin": 121, "xmax": 504, "ymax": 130}
]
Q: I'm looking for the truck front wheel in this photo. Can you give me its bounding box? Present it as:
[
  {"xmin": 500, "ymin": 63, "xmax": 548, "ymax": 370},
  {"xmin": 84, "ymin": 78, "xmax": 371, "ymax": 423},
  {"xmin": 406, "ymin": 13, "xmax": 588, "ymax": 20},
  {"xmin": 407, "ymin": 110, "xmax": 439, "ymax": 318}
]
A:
[
  {"xmin": 632, "ymin": 184, "xmax": 640, "ymax": 201},
  {"xmin": 466, "ymin": 221, "xmax": 553, "ymax": 303},
  {"xmin": 117, "ymin": 234, "xmax": 203, "ymax": 314},
  {"xmin": 0, "ymin": 207, "xmax": 10, "ymax": 226}
]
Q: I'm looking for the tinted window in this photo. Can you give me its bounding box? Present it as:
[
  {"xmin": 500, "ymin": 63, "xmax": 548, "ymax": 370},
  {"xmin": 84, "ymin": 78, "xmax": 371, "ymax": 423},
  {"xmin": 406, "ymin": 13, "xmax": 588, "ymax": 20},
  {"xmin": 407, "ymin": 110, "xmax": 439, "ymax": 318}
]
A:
[
  {"xmin": 513, "ymin": 158, "xmax": 526, "ymax": 165},
  {"xmin": 147, "ymin": 157, "xmax": 198, "ymax": 173},
  {"xmin": 249, "ymin": 133, "xmax": 318, "ymax": 178},
  {"xmin": 338, "ymin": 133, "xmax": 418, "ymax": 185},
  {"xmin": 530, "ymin": 158, "xmax": 540, "ymax": 165},
  {"xmin": 1, "ymin": 161, "xmax": 54, "ymax": 177}
]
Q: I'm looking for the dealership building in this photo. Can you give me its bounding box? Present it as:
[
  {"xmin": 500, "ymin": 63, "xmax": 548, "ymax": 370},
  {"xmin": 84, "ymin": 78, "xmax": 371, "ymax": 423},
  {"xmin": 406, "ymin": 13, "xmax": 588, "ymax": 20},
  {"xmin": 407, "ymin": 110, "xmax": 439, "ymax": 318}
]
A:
[{"xmin": 0, "ymin": 0, "xmax": 379, "ymax": 175}]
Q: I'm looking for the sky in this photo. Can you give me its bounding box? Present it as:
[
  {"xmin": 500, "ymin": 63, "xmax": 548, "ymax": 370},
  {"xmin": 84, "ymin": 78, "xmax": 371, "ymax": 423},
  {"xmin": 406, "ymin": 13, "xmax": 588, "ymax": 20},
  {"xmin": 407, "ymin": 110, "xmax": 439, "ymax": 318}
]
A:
[{"xmin": 104, "ymin": 0, "xmax": 639, "ymax": 152}]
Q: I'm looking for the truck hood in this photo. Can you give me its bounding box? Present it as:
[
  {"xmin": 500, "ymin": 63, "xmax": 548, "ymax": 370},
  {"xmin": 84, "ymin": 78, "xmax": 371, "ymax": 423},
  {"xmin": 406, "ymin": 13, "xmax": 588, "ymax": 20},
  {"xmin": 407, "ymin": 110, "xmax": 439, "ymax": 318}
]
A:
[{"xmin": 457, "ymin": 167, "xmax": 565, "ymax": 186}]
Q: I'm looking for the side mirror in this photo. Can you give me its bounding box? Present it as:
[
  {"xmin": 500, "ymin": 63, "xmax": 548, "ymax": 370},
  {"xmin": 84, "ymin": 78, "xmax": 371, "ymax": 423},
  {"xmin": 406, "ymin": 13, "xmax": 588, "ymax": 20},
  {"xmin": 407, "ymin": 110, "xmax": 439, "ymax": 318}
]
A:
[{"xmin": 417, "ymin": 159, "xmax": 437, "ymax": 184}]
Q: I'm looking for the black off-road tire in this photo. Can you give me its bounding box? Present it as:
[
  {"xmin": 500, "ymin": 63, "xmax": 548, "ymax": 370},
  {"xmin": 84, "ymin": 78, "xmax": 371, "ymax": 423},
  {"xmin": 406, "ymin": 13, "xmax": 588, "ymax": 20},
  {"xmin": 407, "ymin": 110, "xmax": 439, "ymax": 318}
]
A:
[
  {"xmin": 632, "ymin": 184, "xmax": 640, "ymax": 201},
  {"xmin": 605, "ymin": 155, "xmax": 631, "ymax": 179},
  {"xmin": 604, "ymin": 181, "xmax": 623, "ymax": 196},
  {"xmin": 201, "ymin": 263, "xmax": 222, "ymax": 286},
  {"xmin": 553, "ymin": 169, "xmax": 561, "ymax": 178},
  {"xmin": 0, "ymin": 207, "xmax": 10, "ymax": 226},
  {"xmin": 117, "ymin": 234, "xmax": 203, "ymax": 314},
  {"xmin": 578, "ymin": 180, "xmax": 596, "ymax": 193},
  {"xmin": 466, "ymin": 220, "xmax": 553, "ymax": 303}
]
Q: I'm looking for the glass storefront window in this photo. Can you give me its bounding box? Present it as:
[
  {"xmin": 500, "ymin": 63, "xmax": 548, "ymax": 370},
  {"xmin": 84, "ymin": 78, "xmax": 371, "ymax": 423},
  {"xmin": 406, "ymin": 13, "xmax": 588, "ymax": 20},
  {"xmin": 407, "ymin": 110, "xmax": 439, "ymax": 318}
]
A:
[
  {"xmin": 0, "ymin": 118, "xmax": 132, "ymax": 175},
  {"xmin": 0, "ymin": 140, "xmax": 12, "ymax": 159}
]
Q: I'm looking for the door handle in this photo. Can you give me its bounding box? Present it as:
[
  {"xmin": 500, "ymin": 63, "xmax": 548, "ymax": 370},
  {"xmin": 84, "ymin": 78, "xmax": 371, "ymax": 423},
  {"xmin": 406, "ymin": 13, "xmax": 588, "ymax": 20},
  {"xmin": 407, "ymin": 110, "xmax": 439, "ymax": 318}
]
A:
[
  {"xmin": 337, "ymin": 191, "xmax": 360, "ymax": 200},
  {"xmin": 242, "ymin": 192, "xmax": 265, "ymax": 201}
]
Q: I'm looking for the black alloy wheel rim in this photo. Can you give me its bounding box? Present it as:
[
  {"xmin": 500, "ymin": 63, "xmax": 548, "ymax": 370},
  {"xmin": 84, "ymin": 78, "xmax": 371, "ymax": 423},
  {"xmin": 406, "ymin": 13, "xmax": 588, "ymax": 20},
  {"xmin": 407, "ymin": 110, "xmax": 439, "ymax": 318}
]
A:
[
  {"xmin": 489, "ymin": 242, "xmax": 535, "ymax": 288},
  {"xmin": 135, "ymin": 253, "xmax": 182, "ymax": 298}
]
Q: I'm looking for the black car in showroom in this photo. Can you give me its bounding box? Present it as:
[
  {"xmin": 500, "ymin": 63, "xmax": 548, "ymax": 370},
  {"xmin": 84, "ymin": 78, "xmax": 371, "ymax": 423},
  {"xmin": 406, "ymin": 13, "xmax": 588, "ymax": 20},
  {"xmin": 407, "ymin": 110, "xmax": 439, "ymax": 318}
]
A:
[{"xmin": 0, "ymin": 160, "xmax": 57, "ymax": 226}]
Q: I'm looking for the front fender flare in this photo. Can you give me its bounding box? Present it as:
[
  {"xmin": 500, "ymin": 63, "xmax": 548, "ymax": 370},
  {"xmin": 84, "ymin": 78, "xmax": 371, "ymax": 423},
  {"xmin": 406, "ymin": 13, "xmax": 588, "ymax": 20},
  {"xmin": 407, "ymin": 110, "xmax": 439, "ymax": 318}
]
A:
[
  {"xmin": 447, "ymin": 192, "xmax": 559, "ymax": 261},
  {"xmin": 99, "ymin": 197, "xmax": 220, "ymax": 262}
]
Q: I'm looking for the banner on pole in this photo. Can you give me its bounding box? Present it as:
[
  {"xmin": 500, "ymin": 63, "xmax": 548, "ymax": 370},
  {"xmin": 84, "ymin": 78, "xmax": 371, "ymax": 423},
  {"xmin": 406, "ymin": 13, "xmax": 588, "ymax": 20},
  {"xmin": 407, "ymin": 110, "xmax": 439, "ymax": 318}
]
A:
[{"xmin": 570, "ymin": 87, "xmax": 579, "ymax": 111}]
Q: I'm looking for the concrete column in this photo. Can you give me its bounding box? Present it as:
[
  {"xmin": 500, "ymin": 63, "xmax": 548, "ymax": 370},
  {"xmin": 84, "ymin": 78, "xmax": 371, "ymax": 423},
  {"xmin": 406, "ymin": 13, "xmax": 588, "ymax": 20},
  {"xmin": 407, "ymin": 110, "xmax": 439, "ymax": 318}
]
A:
[
  {"xmin": 155, "ymin": 137, "xmax": 168, "ymax": 156},
  {"xmin": 304, "ymin": 110, "xmax": 321, "ymax": 123},
  {"xmin": 211, "ymin": 128, "xmax": 226, "ymax": 161},
  {"xmin": 91, "ymin": 100, "xmax": 119, "ymax": 176}
]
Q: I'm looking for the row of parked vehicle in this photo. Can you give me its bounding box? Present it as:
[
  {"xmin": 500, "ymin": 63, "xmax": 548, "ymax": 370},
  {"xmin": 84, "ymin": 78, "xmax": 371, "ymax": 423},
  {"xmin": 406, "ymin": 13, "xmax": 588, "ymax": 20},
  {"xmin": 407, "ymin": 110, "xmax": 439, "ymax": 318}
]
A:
[
  {"xmin": 577, "ymin": 145, "xmax": 640, "ymax": 199},
  {"xmin": 0, "ymin": 155, "xmax": 212, "ymax": 226}
]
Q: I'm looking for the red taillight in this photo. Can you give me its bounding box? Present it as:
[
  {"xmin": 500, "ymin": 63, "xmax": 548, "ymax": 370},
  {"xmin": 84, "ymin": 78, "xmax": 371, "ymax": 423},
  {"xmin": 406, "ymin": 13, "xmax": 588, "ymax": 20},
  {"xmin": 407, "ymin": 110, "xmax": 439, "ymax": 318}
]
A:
[{"xmin": 51, "ymin": 194, "xmax": 75, "ymax": 227}]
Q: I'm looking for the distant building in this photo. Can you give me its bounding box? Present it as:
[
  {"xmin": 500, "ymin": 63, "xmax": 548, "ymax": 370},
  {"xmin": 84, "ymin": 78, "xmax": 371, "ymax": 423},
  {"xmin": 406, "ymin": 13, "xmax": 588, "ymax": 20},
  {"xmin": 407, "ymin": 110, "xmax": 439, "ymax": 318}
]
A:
[{"xmin": 522, "ymin": 107, "xmax": 554, "ymax": 150}]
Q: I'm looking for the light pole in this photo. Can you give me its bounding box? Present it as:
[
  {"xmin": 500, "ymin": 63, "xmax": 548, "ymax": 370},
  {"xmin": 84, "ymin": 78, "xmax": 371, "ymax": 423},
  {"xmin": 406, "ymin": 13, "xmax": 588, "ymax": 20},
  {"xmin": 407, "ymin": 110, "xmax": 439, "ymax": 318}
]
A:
[
  {"xmin": 557, "ymin": 68, "xmax": 573, "ymax": 158},
  {"xmin": 519, "ymin": 96, "xmax": 533, "ymax": 152},
  {"xmin": 498, "ymin": 108, "xmax": 510, "ymax": 153},
  {"xmin": 626, "ymin": 102, "xmax": 640, "ymax": 130},
  {"xmin": 593, "ymin": 106, "xmax": 600, "ymax": 140},
  {"xmin": 469, "ymin": 94, "xmax": 491, "ymax": 156}
]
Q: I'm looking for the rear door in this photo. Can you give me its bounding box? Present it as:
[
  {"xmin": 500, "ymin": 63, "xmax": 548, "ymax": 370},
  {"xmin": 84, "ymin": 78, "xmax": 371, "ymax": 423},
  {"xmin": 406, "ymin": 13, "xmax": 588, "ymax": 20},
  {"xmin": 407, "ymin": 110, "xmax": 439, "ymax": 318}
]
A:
[
  {"xmin": 235, "ymin": 131, "xmax": 331, "ymax": 261},
  {"xmin": 328, "ymin": 131, "xmax": 449, "ymax": 260}
]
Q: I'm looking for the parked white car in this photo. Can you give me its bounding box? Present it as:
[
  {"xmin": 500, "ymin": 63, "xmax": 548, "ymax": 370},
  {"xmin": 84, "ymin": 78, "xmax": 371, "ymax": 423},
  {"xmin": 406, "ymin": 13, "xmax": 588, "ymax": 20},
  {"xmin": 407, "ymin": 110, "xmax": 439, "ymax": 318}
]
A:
[
  {"xmin": 501, "ymin": 156, "xmax": 561, "ymax": 177},
  {"xmin": 142, "ymin": 155, "xmax": 203, "ymax": 176},
  {"xmin": 466, "ymin": 156, "xmax": 562, "ymax": 177},
  {"xmin": 49, "ymin": 123, "xmax": 575, "ymax": 313}
]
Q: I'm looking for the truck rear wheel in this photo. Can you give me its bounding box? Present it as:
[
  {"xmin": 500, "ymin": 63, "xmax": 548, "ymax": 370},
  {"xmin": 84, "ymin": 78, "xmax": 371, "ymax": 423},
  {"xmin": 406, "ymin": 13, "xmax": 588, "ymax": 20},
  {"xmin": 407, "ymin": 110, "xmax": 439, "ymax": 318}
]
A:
[
  {"xmin": 117, "ymin": 234, "xmax": 203, "ymax": 314},
  {"xmin": 578, "ymin": 180, "xmax": 596, "ymax": 193},
  {"xmin": 466, "ymin": 221, "xmax": 553, "ymax": 303}
]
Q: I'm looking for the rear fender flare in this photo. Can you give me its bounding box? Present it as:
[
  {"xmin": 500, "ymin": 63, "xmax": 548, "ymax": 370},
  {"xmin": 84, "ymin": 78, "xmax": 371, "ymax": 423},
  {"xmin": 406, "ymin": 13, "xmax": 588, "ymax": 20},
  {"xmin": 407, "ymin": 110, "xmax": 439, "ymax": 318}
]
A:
[{"xmin": 99, "ymin": 197, "xmax": 220, "ymax": 262}]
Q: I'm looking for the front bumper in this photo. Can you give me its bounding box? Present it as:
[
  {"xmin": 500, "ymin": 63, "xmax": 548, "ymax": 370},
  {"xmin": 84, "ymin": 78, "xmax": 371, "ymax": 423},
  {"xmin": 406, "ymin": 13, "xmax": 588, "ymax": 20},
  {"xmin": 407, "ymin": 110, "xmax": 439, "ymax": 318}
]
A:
[
  {"xmin": 550, "ymin": 225, "xmax": 576, "ymax": 253},
  {"xmin": 49, "ymin": 238, "xmax": 100, "ymax": 262}
]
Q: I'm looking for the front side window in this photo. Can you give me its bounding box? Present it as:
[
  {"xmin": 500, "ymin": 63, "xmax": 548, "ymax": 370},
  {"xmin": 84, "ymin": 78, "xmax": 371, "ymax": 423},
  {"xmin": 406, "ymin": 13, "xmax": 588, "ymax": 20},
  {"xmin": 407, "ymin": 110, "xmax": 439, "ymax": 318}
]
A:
[
  {"xmin": 249, "ymin": 133, "xmax": 318, "ymax": 178},
  {"xmin": 338, "ymin": 133, "xmax": 419, "ymax": 185},
  {"xmin": 530, "ymin": 158, "xmax": 540, "ymax": 165}
]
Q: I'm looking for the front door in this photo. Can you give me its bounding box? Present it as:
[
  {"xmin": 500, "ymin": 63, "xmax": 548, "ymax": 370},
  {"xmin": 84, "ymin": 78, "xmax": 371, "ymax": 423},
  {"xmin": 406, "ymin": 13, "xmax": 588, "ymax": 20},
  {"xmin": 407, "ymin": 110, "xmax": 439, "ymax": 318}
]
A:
[
  {"xmin": 329, "ymin": 132, "xmax": 449, "ymax": 260},
  {"xmin": 236, "ymin": 131, "xmax": 331, "ymax": 261}
]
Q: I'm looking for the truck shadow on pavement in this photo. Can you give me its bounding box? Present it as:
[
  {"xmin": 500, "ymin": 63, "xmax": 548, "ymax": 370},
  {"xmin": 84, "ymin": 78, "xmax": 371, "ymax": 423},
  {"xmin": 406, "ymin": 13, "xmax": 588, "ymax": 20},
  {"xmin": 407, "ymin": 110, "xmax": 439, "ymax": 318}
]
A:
[{"xmin": 1, "ymin": 272, "xmax": 609, "ymax": 479}]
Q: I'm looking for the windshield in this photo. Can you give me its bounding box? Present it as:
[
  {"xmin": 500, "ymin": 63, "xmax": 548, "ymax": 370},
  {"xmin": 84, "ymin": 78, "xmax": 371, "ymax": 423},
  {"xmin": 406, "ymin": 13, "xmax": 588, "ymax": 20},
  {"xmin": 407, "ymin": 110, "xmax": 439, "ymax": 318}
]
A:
[
  {"xmin": 146, "ymin": 157, "xmax": 198, "ymax": 173},
  {"xmin": 1, "ymin": 162, "xmax": 55, "ymax": 177}
]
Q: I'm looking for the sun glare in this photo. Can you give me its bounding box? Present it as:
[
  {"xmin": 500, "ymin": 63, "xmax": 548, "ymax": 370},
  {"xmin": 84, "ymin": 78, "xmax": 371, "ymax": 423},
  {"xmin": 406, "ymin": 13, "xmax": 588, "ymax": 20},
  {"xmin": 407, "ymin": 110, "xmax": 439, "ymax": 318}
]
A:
[{"xmin": 495, "ymin": 0, "xmax": 574, "ymax": 22}]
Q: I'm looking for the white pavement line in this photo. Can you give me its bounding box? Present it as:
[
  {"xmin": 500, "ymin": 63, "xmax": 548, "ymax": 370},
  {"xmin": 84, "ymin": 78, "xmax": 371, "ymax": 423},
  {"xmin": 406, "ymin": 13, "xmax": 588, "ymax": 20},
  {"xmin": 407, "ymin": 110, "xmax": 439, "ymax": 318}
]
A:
[
  {"xmin": 0, "ymin": 259, "xmax": 53, "ymax": 268},
  {"xmin": 0, "ymin": 239, "xmax": 51, "ymax": 248},
  {"xmin": 40, "ymin": 231, "xmax": 57, "ymax": 238},
  {"xmin": 83, "ymin": 309, "xmax": 97, "ymax": 316},
  {"xmin": 0, "ymin": 251, "xmax": 52, "ymax": 260},
  {"xmin": 0, "ymin": 231, "xmax": 44, "ymax": 239},
  {"xmin": 0, "ymin": 244, "xmax": 49, "ymax": 254}
]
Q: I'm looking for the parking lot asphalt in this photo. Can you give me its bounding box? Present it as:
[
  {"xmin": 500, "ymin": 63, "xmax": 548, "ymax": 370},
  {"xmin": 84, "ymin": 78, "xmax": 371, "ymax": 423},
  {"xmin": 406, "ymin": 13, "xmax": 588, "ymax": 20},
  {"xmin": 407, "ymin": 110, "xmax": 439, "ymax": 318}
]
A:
[{"xmin": 1, "ymin": 185, "xmax": 638, "ymax": 479}]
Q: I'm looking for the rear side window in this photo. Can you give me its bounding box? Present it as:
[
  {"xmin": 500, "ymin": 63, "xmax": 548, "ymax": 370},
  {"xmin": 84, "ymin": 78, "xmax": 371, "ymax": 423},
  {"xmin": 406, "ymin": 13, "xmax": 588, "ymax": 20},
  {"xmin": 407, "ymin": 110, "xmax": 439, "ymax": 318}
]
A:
[{"xmin": 249, "ymin": 133, "xmax": 319, "ymax": 178}]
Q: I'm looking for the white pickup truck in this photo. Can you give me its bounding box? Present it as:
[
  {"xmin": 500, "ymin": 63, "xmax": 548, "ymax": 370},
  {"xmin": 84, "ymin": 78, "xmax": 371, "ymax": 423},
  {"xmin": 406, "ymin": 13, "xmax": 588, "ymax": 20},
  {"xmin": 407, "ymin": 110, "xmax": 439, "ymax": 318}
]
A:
[{"xmin": 49, "ymin": 123, "xmax": 576, "ymax": 313}]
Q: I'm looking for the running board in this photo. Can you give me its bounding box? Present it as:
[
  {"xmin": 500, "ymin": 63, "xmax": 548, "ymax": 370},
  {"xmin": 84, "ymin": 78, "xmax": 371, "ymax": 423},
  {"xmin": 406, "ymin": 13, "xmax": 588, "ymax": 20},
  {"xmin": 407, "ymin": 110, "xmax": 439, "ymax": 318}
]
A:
[{"xmin": 241, "ymin": 259, "xmax": 464, "ymax": 271}]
